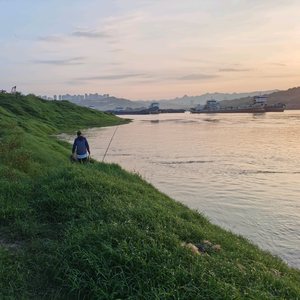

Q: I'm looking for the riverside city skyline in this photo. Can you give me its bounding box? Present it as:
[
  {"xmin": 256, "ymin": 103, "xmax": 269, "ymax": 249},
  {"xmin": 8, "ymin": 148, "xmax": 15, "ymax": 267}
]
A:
[{"xmin": 38, "ymin": 93, "xmax": 110, "ymax": 102}]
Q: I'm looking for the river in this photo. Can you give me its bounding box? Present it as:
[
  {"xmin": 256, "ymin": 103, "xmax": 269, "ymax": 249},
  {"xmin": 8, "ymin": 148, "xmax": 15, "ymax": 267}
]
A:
[{"xmin": 62, "ymin": 110, "xmax": 300, "ymax": 269}]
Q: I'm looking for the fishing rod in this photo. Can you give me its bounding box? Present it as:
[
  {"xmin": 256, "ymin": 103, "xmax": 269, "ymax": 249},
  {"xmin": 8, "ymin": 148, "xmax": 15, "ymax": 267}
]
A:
[{"xmin": 102, "ymin": 126, "xmax": 119, "ymax": 162}]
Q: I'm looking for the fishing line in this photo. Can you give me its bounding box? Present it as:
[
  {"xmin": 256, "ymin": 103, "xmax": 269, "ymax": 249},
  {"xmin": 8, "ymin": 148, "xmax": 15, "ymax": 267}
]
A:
[{"xmin": 102, "ymin": 126, "xmax": 119, "ymax": 162}]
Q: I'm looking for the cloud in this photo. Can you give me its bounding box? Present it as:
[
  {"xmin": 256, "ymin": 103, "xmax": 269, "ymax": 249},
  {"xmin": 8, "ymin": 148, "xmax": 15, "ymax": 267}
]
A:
[
  {"xmin": 75, "ymin": 74, "xmax": 146, "ymax": 80},
  {"xmin": 219, "ymin": 68, "xmax": 252, "ymax": 72},
  {"xmin": 178, "ymin": 74, "xmax": 219, "ymax": 80},
  {"xmin": 32, "ymin": 57, "xmax": 87, "ymax": 65},
  {"xmin": 108, "ymin": 40, "xmax": 121, "ymax": 44},
  {"xmin": 108, "ymin": 49, "xmax": 124, "ymax": 52},
  {"xmin": 135, "ymin": 79, "xmax": 160, "ymax": 84},
  {"xmin": 37, "ymin": 34, "xmax": 66, "ymax": 42},
  {"xmin": 268, "ymin": 63, "xmax": 286, "ymax": 67},
  {"xmin": 107, "ymin": 62, "xmax": 123, "ymax": 65},
  {"xmin": 72, "ymin": 29, "xmax": 111, "ymax": 38},
  {"xmin": 38, "ymin": 27, "xmax": 112, "ymax": 43},
  {"xmin": 258, "ymin": 74, "xmax": 297, "ymax": 78},
  {"xmin": 65, "ymin": 80, "xmax": 87, "ymax": 86},
  {"xmin": 181, "ymin": 58, "xmax": 214, "ymax": 63},
  {"xmin": 74, "ymin": 26, "xmax": 89, "ymax": 30},
  {"xmin": 104, "ymin": 14, "xmax": 143, "ymax": 29}
]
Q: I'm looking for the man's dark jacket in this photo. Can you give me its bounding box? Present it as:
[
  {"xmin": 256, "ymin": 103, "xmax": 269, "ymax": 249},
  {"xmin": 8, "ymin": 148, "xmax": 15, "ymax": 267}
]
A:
[{"xmin": 72, "ymin": 136, "xmax": 90, "ymax": 155}]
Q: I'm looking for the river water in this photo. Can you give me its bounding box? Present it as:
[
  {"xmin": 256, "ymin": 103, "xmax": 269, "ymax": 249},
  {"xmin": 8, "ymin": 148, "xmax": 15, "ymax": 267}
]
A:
[{"xmin": 63, "ymin": 111, "xmax": 300, "ymax": 269}]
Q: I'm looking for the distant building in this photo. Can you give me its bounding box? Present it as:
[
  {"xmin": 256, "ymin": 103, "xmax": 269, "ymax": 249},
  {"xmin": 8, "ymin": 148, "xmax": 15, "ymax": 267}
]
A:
[{"xmin": 40, "ymin": 92, "xmax": 110, "ymax": 102}]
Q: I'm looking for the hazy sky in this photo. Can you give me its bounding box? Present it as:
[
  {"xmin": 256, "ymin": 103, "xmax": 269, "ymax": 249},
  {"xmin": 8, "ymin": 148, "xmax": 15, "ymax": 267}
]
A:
[{"xmin": 1, "ymin": 0, "xmax": 300, "ymax": 100}]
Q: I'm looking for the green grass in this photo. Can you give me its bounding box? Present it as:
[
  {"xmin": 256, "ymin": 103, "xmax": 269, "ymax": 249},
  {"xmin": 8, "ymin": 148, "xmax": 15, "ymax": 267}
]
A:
[
  {"xmin": 0, "ymin": 93, "xmax": 300, "ymax": 299},
  {"xmin": 0, "ymin": 93, "xmax": 127, "ymax": 135}
]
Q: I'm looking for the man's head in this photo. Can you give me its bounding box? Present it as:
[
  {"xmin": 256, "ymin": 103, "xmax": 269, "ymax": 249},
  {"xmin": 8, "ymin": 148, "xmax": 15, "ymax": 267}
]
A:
[{"xmin": 77, "ymin": 130, "xmax": 82, "ymax": 137}]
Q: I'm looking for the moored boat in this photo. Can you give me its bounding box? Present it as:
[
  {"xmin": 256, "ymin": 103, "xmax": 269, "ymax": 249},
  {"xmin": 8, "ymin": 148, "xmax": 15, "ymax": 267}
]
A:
[
  {"xmin": 106, "ymin": 102, "xmax": 160, "ymax": 115},
  {"xmin": 109, "ymin": 109, "xmax": 151, "ymax": 115},
  {"xmin": 265, "ymin": 103, "xmax": 285, "ymax": 112},
  {"xmin": 159, "ymin": 108, "xmax": 185, "ymax": 113},
  {"xmin": 190, "ymin": 95, "xmax": 267, "ymax": 114}
]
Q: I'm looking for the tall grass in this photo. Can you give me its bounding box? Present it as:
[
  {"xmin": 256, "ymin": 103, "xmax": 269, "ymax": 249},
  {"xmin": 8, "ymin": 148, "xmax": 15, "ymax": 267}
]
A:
[{"xmin": 0, "ymin": 125, "xmax": 31, "ymax": 172}]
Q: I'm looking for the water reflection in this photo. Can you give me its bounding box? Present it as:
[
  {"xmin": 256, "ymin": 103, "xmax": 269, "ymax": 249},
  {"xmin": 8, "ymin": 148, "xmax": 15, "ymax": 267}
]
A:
[{"xmin": 60, "ymin": 111, "xmax": 300, "ymax": 269}]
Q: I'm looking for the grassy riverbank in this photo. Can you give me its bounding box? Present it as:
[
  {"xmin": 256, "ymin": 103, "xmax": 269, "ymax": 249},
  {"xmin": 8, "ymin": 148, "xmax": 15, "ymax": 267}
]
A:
[{"xmin": 1, "ymin": 93, "xmax": 300, "ymax": 299}]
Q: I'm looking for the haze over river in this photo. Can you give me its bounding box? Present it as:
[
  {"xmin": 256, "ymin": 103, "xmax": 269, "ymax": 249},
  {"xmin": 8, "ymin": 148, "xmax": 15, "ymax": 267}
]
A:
[{"xmin": 63, "ymin": 111, "xmax": 300, "ymax": 269}]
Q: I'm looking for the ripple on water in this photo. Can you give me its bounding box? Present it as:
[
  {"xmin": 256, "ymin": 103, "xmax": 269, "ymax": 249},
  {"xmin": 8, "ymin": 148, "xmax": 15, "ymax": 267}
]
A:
[{"xmin": 59, "ymin": 111, "xmax": 300, "ymax": 269}]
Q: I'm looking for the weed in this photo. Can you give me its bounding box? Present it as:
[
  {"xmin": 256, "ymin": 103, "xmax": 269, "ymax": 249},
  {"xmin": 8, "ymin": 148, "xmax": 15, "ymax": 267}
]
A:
[
  {"xmin": 0, "ymin": 130, "xmax": 31, "ymax": 172},
  {"xmin": 0, "ymin": 167, "xmax": 20, "ymax": 182}
]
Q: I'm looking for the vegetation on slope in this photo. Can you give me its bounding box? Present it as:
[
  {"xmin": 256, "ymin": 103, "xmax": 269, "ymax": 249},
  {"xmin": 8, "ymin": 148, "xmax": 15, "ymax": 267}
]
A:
[
  {"xmin": 1, "ymin": 93, "xmax": 300, "ymax": 299},
  {"xmin": 0, "ymin": 93, "xmax": 127, "ymax": 134},
  {"xmin": 219, "ymin": 86, "xmax": 300, "ymax": 109}
]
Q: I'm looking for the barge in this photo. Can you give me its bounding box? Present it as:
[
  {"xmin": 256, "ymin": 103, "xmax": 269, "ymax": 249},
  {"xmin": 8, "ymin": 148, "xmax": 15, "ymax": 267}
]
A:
[
  {"xmin": 106, "ymin": 103, "xmax": 185, "ymax": 115},
  {"xmin": 190, "ymin": 95, "xmax": 268, "ymax": 114}
]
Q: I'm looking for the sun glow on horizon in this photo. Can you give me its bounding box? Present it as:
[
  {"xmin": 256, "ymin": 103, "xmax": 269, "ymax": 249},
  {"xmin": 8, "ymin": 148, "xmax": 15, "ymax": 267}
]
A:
[{"xmin": 1, "ymin": 0, "xmax": 300, "ymax": 100}]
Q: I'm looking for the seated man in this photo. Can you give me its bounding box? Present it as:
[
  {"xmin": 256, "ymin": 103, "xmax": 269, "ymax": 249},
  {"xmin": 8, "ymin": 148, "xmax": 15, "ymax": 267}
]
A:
[{"xmin": 72, "ymin": 130, "xmax": 90, "ymax": 163}]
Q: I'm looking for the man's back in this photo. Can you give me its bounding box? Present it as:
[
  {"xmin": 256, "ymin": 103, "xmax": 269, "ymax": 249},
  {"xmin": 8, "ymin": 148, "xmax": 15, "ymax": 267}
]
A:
[{"xmin": 73, "ymin": 136, "xmax": 88, "ymax": 155}]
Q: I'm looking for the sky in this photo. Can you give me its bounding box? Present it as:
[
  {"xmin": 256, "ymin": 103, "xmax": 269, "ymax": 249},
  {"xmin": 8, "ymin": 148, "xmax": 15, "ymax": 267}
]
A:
[{"xmin": 1, "ymin": 0, "xmax": 300, "ymax": 100}]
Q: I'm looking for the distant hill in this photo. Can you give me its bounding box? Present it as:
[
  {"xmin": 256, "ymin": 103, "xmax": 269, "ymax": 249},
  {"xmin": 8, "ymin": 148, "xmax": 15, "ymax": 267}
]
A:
[
  {"xmin": 71, "ymin": 87, "xmax": 300, "ymax": 111},
  {"xmin": 219, "ymin": 87, "xmax": 300, "ymax": 109},
  {"xmin": 141, "ymin": 90, "xmax": 279, "ymax": 108},
  {"xmin": 84, "ymin": 90, "xmax": 279, "ymax": 111},
  {"xmin": 267, "ymin": 87, "xmax": 300, "ymax": 109},
  {"xmin": 79, "ymin": 97, "xmax": 147, "ymax": 111}
]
